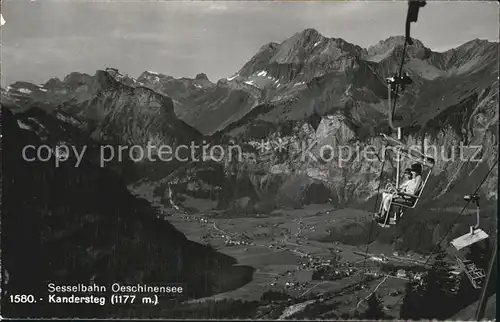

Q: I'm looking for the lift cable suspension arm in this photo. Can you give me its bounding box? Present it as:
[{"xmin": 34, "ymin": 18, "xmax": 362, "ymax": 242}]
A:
[
  {"xmin": 388, "ymin": 0, "xmax": 426, "ymax": 130},
  {"xmin": 473, "ymin": 198, "xmax": 480, "ymax": 230},
  {"xmin": 391, "ymin": 156, "xmax": 498, "ymax": 313},
  {"xmin": 389, "ymin": 37, "xmax": 409, "ymax": 128},
  {"xmin": 423, "ymin": 157, "xmax": 498, "ymax": 267}
]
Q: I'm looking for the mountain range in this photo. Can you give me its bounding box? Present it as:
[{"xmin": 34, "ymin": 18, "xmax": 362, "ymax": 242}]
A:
[
  {"xmin": 4, "ymin": 29, "xmax": 497, "ymax": 204},
  {"xmin": 1, "ymin": 28, "xmax": 498, "ymax": 318}
]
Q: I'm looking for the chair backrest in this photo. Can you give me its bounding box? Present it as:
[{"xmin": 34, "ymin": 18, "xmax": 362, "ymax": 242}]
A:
[
  {"xmin": 392, "ymin": 166, "xmax": 433, "ymax": 210},
  {"xmin": 409, "ymin": 183, "xmax": 423, "ymax": 208},
  {"xmin": 411, "ymin": 175, "xmax": 424, "ymax": 196},
  {"xmin": 414, "ymin": 181, "xmax": 423, "ymax": 197},
  {"xmin": 392, "ymin": 177, "xmax": 422, "ymax": 209}
]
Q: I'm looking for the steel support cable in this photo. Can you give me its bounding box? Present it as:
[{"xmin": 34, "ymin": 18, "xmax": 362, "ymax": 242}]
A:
[
  {"xmin": 363, "ymin": 6, "xmax": 411, "ymax": 274},
  {"xmin": 422, "ymin": 155, "xmax": 499, "ymax": 267},
  {"xmin": 388, "ymin": 37, "xmax": 409, "ymax": 130},
  {"xmin": 362, "ymin": 155, "xmax": 389, "ymax": 273},
  {"xmin": 391, "ymin": 156, "xmax": 499, "ymax": 313},
  {"xmin": 390, "ymin": 0, "xmax": 426, "ymax": 128}
]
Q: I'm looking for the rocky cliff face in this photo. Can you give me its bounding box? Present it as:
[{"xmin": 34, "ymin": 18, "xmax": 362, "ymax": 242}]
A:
[
  {"xmin": 3, "ymin": 29, "xmax": 498, "ymax": 243},
  {"xmin": 3, "ymin": 69, "xmax": 201, "ymax": 148},
  {"xmin": 132, "ymin": 32, "xmax": 497, "ymax": 231},
  {"xmin": 135, "ymin": 70, "xmax": 261, "ymax": 135},
  {"xmin": 202, "ymin": 31, "xmax": 498, "ymax": 210}
]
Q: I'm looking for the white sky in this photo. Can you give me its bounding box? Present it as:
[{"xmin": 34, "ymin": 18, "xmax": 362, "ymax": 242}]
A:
[{"xmin": 1, "ymin": 0, "xmax": 498, "ymax": 86}]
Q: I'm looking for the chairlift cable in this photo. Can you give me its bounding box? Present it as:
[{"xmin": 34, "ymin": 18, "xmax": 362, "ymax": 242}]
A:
[
  {"xmin": 390, "ymin": 156, "xmax": 499, "ymax": 314},
  {"xmin": 388, "ymin": 0, "xmax": 427, "ymax": 130},
  {"xmin": 362, "ymin": 0, "xmax": 423, "ymax": 275},
  {"xmin": 422, "ymin": 155, "xmax": 499, "ymax": 267},
  {"xmin": 368, "ymin": 0, "xmax": 498, "ymax": 312},
  {"xmin": 389, "ymin": 37, "xmax": 410, "ymax": 125},
  {"xmin": 362, "ymin": 156, "xmax": 389, "ymax": 273}
]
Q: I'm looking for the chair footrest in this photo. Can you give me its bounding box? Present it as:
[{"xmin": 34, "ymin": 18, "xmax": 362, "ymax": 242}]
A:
[{"xmin": 451, "ymin": 229, "xmax": 489, "ymax": 251}]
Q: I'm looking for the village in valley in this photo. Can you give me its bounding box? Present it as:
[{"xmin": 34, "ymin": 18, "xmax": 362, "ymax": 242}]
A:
[{"xmin": 149, "ymin": 203, "xmax": 464, "ymax": 315}]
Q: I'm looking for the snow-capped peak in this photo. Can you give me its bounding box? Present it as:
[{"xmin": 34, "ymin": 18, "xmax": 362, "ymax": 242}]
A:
[{"xmin": 18, "ymin": 88, "xmax": 32, "ymax": 94}]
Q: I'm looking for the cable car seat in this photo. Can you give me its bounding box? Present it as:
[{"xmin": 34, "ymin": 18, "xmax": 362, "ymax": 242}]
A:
[
  {"xmin": 381, "ymin": 182, "xmax": 423, "ymax": 225},
  {"xmin": 375, "ymin": 181, "xmax": 421, "ymax": 220},
  {"xmin": 391, "ymin": 180, "xmax": 423, "ymax": 209}
]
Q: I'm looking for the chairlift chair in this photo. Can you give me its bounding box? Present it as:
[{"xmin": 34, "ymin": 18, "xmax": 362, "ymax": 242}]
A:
[
  {"xmin": 374, "ymin": 0, "xmax": 430, "ymax": 228},
  {"xmin": 448, "ymin": 194, "xmax": 489, "ymax": 289},
  {"xmin": 386, "ymin": 73, "xmax": 413, "ymax": 92},
  {"xmin": 375, "ymin": 133, "xmax": 436, "ymax": 228}
]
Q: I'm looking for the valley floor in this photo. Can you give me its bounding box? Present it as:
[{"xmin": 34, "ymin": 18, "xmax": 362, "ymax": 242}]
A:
[{"xmin": 130, "ymin": 183, "xmax": 429, "ymax": 318}]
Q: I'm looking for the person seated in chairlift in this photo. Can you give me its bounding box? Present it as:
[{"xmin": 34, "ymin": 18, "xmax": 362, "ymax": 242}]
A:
[
  {"xmin": 375, "ymin": 168, "xmax": 411, "ymax": 218},
  {"xmin": 407, "ymin": 163, "xmax": 423, "ymax": 195},
  {"xmin": 399, "ymin": 168, "xmax": 414, "ymax": 192},
  {"xmin": 376, "ymin": 163, "xmax": 423, "ymax": 219}
]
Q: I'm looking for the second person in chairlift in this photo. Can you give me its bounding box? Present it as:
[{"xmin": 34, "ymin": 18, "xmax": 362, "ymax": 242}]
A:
[{"xmin": 376, "ymin": 163, "xmax": 423, "ymax": 219}]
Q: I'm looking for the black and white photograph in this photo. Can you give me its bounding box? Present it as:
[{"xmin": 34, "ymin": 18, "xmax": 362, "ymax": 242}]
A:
[{"xmin": 0, "ymin": 0, "xmax": 498, "ymax": 319}]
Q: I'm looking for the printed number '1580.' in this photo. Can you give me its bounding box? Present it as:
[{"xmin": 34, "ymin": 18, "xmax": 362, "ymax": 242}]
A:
[{"xmin": 10, "ymin": 294, "xmax": 36, "ymax": 303}]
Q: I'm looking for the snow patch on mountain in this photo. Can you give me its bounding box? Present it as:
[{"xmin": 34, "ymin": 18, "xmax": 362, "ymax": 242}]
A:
[
  {"xmin": 18, "ymin": 88, "xmax": 32, "ymax": 94},
  {"xmin": 241, "ymin": 70, "xmax": 281, "ymax": 89},
  {"xmin": 55, "ymin": 112, "xmax": 83, "ymax": 126}
]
